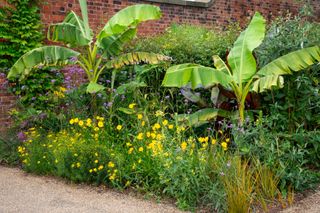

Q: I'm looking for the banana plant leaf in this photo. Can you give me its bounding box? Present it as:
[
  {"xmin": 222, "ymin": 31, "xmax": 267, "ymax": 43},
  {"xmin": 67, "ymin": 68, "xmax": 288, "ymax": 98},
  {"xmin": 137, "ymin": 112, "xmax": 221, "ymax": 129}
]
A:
[
  {"xmin": 175, "ymin": 108, "xmax": 231, "ymax": 127},
  {"xmin": 105, "ymin": 52, "xmax": 170, "ymax": 69},
  {"xmin": 86, "ymin": 82, "xmax": 105, "ymax": 93},
  {"xmin": 162, "ymin": 63, "xmax": 232, "ymax": 89},
  {"xmin": 253, "ymin": 46, "xmax": 320, "ymax": 92},
  {"xmin": 79, "ymin": 0, "xmax": 91, "ymax": 39},
  {"xmin": 7, "ymin": 46, "xmax": 80, "ymax": 80},
  {"xmin": 99, "ymin": 28, "xmax": 137, "ymax": 57},
  {"xmin": 97, "ymin": 4, "xmax": 161, "ymax": 53},
  {"xmin": 227, "ymin": 12, "xmax": 266, "ymax": 84},
  {"xmin": 48, "ymin": 22, "xmax": 91, "ymax": 46}
]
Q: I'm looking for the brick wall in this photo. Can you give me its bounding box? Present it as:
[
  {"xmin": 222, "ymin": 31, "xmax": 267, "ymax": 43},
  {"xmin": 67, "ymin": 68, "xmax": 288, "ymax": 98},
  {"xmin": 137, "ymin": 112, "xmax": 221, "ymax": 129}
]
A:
[
  {"xmin": 0, "ymin": 74, "xmax": 15, "ymax": 132},
  {"xmin": 37, "ymin": 0, "xmax": 319, "ymax": 35}
]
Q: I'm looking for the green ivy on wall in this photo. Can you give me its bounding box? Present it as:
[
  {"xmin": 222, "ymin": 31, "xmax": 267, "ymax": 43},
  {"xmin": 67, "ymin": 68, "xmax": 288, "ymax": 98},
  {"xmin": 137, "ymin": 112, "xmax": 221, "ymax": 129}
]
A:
[{"xmin": 0, "ymin": 0, "xmax": 43, "ymax": 69}]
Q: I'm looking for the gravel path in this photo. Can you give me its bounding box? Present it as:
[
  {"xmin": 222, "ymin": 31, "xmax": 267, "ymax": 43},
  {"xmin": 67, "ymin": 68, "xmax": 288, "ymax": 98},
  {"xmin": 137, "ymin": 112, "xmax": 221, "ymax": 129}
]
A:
[
  {"xmin": 0, "ymin": 166, "xmax": 182, "ymax": 213},
  {"xmin": 281, "ymin": 186, "xmax": 320, "ymax": 213}
]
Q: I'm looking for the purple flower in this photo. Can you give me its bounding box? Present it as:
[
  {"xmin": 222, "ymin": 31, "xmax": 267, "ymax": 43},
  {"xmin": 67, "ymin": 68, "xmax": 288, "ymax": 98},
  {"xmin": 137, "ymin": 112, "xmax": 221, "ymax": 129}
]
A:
[
  {"xmin": 31, "ymin": 97, "xmax": 36, "ymax": 101},
  {"xmin": 69, "ymin": 56, "xmax": 78, "ymax": 63},
  {"xmin": 106, "ymin": 80, "xmax": 111, "ymax": 84},
  {"xmin": 17, "ymin": 131, "xmax": 27, "ymax": 141},
  {"xmin": 220, "ymin": 172, "xmax": 225, "ymax": 176},
  {"xmin": 165, "ymin": 95, "xmax": 170, "ymax": 99}
]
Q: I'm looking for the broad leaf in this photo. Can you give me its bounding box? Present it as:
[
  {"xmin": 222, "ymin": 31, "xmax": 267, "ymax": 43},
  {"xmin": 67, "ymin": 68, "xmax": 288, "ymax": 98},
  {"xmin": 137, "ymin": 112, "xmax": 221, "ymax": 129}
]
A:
[
  {"xmin": 48, "ymin": 22, "xmax": 91, "ymax": 46},
  {"xmin": 97, "ymin": 4, "xmax": 161, "ymax": 49},
  {"xmin": 252, "ymin": 75, "xmax": 284, "ymax": 93},
  {"xmin": 257, "ymin": 46, "xmax": 320, "ymax": 76},
  {"xmin": 105, "ymin": 52, "xmax": 170, "ymax": 69},
  {"xmin": 162, "ymin": 63, "xmax": 232, "ymax": 89},
  {"xmin": 99, "ymin": 28, "xmax": 137, "ymax": 57},
  {"xmin": 175, "ymin": 108, "xmax": 231, "ymax": 127},
  {"xmin": 213, "ymin": 55, "xmax": 230, "ymax": 75},
  {"xmin": 86, "ymin": 82, "xmax": 105, "ymax": 93},
  {"xmin": 7, "ymin": 46, "xmax": 80, "ymax": 80},
  {"xmin": 79, "ymin": 0, "xmax": 91, "ymax": 39},
  {"xmin": 253, "ymin": 46, "xmax": 320, "ymax": 92},
  {"xmin": 227, "ymin": 12, "xmax": 266, "ymax": 84}
]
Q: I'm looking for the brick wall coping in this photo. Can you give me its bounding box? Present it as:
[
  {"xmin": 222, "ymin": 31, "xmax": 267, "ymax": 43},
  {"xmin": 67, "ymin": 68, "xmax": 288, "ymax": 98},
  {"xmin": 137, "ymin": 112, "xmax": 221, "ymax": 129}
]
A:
[{"xmin": 145, "ymin": 0, "xmax": 214, "ymax": 7}]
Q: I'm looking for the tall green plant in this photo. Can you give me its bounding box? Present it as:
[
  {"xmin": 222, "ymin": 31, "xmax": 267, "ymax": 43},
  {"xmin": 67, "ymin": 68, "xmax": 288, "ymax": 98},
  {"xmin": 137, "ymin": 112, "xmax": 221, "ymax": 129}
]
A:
[
  {"xmin": 162, "ymin": 12, "xmax": 320, "ymax": 125},
  {"xmin": 7, "ymin": 0, "xmax": 169, "ymax": 93},
  {"xmin": 0, "ymin": 0, "xmax": 43, "ymax": 68}
]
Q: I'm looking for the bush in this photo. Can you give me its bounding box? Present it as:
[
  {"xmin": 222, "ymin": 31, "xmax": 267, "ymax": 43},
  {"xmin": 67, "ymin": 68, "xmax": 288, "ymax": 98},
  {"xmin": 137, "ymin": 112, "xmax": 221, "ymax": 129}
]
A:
[
  {"xmin": 256, "ymin": 15, "xmax": 320, "ymax": 131},
  {"xmin": 234, "ymin": 118, "xmax": 320, "ymax": 192},
  {"xmin": 0, "ymin": 0, "xmax": 43, "ymax": 68}
]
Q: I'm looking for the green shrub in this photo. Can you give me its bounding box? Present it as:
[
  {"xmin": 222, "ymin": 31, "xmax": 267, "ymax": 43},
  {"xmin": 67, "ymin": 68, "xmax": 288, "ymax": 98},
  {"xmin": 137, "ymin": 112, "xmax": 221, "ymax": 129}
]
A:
[
  {"xmin": 256, "ymin": 15, "xmax": 320, "ymax": 131},
  {"xmin": 0, "ymin": 0, "xmax": 43, "ymax": 68},
  {"xmin": 235, "ymin": 118, "xmax": 320, "ymax": 192}
]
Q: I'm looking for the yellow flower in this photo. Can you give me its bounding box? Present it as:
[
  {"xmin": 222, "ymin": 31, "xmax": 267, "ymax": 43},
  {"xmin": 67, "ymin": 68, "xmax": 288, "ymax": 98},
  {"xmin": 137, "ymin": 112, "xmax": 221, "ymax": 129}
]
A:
[
  {"xmin": 89, "ymin": 169, "xmax": 93, "ymax": 173},
  {"xmin": 138, "ymin": 147, "xmax": 144, "ymax": 152},
  {"xmin": 86, "ymin": 118, "xmax": 92, "ymax": 127},
  {"xmin": 95, "ymin": 152, "xmax": 99, "ymax": 157},
  {"xmin": 94, "ymin": 127, "xmax": 99, "ymax": 132},
  {"xmin": 76, "ymin": 162, "xmax": 81, "ymax": 168},
  {"xmin": 221, "ymin": 142, "xmax": 228, "ymax": 151},
  {"xmin": 168, "ymin": 124, "xmax": 174, "ymax": 129},
  {"xmin": 128, "ymin": 147, "xmax": 134, "ymax": 154},
  {"xmin": 138, "ymin": 159, "xmax": 142, "ymax": 164},
  {"xmin": 162, "ymin": 119, "xmax": 168, "ymax": 126},
  {"xmin": 94, "ymin": 159, "xmax": 99, "ymax": 164},
  {"xmin": 93, "ymin": 168, "xmax": 97, "ymax": 172},
  {"xmin": 212, "ymin": 138, "xmax": 217, "ymax": 145},
  {"xmin": 78, "ymin": 120, "xmax": 84, "ymax": 126},
  {"xmin": 153, "ymin": 123, "xmax": 161, "ymax": 130},
  {"xmin": 69, "ymin": 119, "xmax": 75, "ymax": 125},
  {"xmin": 137, "ymin": 114, "xmax": 143, "ymax": 120},
  {"xmin": 98, "ymin": 165, "xmax": 104, "ymax": 170},
  {"xmin": 226, "ymin": 138, "xmax": 230, "ymax": 143},
  {"xmin": 108, "ymin": 161, "xmax": 115, "ymax": 168},
  {"xmin": 141, "ymin": 121, "xmax": 145, "ymax": 126},
  {"xmin": 137, "ymin": 133, "xmax": 144, "ymax": 140},
  {"xmin": 126, "ymin": 142, "xmax": 132, "ymax": 147},
  {"xmin": 146, "ymin": 132, "xmax": 151, "ymax": 138},
  {"xmin": 155, "ymin": 110, "xmax": 164, "ymax": 117},
  {"xmin": 181, "ymin": 141, "xmax": 187, "ymax": 151},
  {"xmin": 150, "ymin": 132, "xmax": 156, "ymax": 139},
  {"xmin": 129, "ymin": 103, "xmax": 136, "ymax": 109},
  {"xmin": 98, "ymin": 121, "xmax": 104, "ymax": 128},
  {"xmin": 116, "ymin": 125, "xmax": 122, "ymax": 131},
  {"xmin": 74, "ymin": 118, "xmax": 79, "ymax": 123}
]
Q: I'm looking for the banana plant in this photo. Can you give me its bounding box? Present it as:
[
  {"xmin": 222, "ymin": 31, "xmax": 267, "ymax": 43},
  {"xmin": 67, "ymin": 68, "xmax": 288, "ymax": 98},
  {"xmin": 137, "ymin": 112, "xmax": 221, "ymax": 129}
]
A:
[
  {"xmin": 7, "ymin": 0, "xmax": 169, "ymax": 93},
  {"xmin": 162, "ymin": 12, "xmax": 320, "ymax": 125}
]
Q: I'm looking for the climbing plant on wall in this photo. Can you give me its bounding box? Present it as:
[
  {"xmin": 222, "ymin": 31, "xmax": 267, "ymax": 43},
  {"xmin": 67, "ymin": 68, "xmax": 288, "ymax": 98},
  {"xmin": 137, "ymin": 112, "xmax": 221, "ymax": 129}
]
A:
[{"xmin": 0, "ymin": 0, "xmax": 43, "ymax": 69}]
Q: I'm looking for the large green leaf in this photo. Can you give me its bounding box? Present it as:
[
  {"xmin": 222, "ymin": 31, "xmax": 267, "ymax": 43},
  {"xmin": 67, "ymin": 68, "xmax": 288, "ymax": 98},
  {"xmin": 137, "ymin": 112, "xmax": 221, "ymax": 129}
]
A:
[
  {"xmin": 7, "ymin": 46, "xmax": 80, "ymax": 80},
  {"xmin": 162, "ymin": 63, "xmax": 232, "ymax": 89},
  {"xmin": 79, "ymin": 0, "xmax": 91, "ymax": 39},
  {"xmin": 253, "ymin": 46, "xmax": 320, "ymax": 92},
  {"xmin": 99, "ymin": 28, "xmax": 136, "ymax": 57},
  {"xmin": 86, "ymin": 82, "xmax": 105, "ymax": 93},
  {"xmin": 175, "ymin": 108, "xmax": 231, "ymax": 127},
  {"xmin": 252, "ymin": 75, "xmax": 284, "ymax": 93},
  {"xmin": 97, "ymin": 4, "xmax": 161, "ymax": 51},
  {"xmin": 227, "ymin": 12, "xmax": 266, "ymax": 84},
  {"xmin": 105, "ymin": 52, "xmax": 170, "ymax": 69},
  {"xmin": 48, "ymin": 22, "xmax": 91, "ymax": 46}
]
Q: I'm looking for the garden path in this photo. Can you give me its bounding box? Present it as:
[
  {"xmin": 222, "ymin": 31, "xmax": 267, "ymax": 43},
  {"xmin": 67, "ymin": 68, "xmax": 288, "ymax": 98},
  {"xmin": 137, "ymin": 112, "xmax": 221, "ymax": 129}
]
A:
[
  {"xmin": 281, "ymin": 186, "xmax": 320, "ymax": 213},
  {"xmin": 0, "ymin": 166, "xmax": 182, "ymax": 213}
]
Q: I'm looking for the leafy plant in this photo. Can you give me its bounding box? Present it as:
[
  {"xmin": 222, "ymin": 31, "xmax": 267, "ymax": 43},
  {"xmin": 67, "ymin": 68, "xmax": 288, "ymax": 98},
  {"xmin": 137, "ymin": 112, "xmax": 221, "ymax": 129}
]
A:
[
  {"xmin": 0, "ymin": 0, "xmax": 43, "ymax": 68},
  {"xmin": 257, "ymin": 15, "xmax": 320, "ymax": 131},
  {"xmin": 7, "ymin": 0, "xmax": 169, "ymax": 93},
  {"xmin": 162, "ymin": 12, "xmax": 320, "ymax": 125}
]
